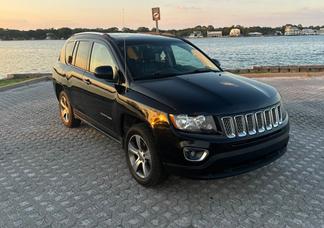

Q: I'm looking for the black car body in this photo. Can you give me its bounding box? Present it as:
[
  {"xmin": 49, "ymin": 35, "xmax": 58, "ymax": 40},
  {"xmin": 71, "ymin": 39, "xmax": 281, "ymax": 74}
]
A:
[{"xmin": 53, "ymin": 32, "xmax": 289, "ymax": 185}]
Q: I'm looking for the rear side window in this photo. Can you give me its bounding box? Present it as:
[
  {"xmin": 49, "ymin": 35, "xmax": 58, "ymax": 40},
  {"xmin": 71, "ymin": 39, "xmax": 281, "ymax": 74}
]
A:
[
  {"xmin": 74, "ymin": 41, "xmax": 91, "ymax": 70},
  {"xmin": 65, "ymin": 41, "xmax": 75, "ymax": 64}
]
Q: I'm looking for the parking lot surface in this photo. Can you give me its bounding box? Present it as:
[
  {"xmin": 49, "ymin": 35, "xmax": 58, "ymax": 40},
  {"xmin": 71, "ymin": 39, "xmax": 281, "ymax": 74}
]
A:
[{"xmin": 0, "ymin": 77, "xmax": 323, "ymax": 227}]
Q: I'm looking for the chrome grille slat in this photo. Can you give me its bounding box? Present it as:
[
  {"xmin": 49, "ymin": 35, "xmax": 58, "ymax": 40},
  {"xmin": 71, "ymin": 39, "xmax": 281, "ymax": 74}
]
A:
[
  {"xmin": 245, "ymin": 113, "xmax": 256, "ymax": 135},
  {"xmin": 221, "ymin": 104, "xmax": 284, "ymax": 138},
  {"xmin": 278, "ymin": 105, "xmax": 283, "ymax": 124},
  {"xmin": 234, "ymin": 115, "xmax": 247, "ymax": 137},
  {"xmin": 221, "ymin": 117, "xmax": 236, "ymax": 138},
  {"xmin": 272, "ymin": 106, "xmax": 279, "ymax": 127},
  {"xmin": 255, "ymin": 111, "xmax": 265, "ymax": 133},
  {"xmin": 264, "ymin": 109, "xmax": 272, "ymax": 130}
]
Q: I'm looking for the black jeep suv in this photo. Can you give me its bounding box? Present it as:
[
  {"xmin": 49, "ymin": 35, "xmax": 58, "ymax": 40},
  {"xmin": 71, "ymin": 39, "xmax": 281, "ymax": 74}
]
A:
[{"xmin": 52, "ymin": 32, "xmax": 289, "ymax": 186}]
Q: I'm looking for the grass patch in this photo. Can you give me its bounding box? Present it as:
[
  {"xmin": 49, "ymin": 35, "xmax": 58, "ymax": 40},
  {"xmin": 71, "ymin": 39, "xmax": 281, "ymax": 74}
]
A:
[{"xmin": 0, "ymin": 78, "xmax": 31, "ymax": 87}]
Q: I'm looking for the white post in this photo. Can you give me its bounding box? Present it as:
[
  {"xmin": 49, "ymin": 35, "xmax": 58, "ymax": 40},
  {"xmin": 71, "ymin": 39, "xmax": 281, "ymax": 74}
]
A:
[{"xmin": 156, "ymin": 20, "xmax": 159, "ymax": 33}]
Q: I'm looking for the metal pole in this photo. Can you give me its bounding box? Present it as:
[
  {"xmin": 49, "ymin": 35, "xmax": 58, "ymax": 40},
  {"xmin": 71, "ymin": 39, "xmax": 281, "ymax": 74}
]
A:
[{"xmin": 156, "ymin": 20, "xmax": 159, "ymax": 33}]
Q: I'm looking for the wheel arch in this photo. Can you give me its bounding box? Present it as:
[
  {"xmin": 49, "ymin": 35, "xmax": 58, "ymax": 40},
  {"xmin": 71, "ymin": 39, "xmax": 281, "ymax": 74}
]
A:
[
  {"xmin": 119, "ymin": 113, "xmax": 152, "ymax": 147},
  {"xmin": 54, "ymin": 82, "xmax": 64, "ymax": 100}
]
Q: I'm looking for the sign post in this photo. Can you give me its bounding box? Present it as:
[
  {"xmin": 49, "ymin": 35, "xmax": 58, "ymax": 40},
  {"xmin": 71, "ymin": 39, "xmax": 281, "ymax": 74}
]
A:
[{"xmin": 152, "ymin": 7, "xmax": 160, "ymax": 33}]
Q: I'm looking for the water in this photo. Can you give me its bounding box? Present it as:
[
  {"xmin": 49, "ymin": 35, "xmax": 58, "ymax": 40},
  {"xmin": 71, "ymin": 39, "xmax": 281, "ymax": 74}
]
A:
[
  {"xmin": 190, "ymin": 36, "xmax": 324, "ymax": 69},
  {"xmin": 0, "ymin": 36, "xmax": 324, "ymax": 79},
  {"xmin": 0, "ymin": 40, "xmax": 65, "ymax": 79}
]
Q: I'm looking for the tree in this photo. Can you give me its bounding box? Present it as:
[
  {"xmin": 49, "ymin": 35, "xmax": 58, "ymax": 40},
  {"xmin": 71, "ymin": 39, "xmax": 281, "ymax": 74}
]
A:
[
  {"xmin": 107, "ymin": 27, "xmax": 119, "ymax": 32},
  {"xmin": 122, "ymin": 27, "xmax": 133, "ymax": 32},
  {"xmin": 56, "ymin": 27, "xmax": 73, "ymax": 39},
  {"xmin": 0, "ymin": 24, "xmax": 320, "ymax": 40},
  {"xmin": 137, "ymin": 27, "xmax": 150, "ymax": 33},
  {"xmin": 207, "ymin": 25, "xmax": 215, "ymax": 31}
]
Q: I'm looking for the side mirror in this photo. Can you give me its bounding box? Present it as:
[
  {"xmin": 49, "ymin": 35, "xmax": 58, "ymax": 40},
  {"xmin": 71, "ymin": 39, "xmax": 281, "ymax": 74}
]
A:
[
  {"xmin": 94, "ymin": 66, "xmax": 114, "ymax": 80},
  {"xmin": 212, "ymin": 58, "xmax": 221, "ymax": 67}
]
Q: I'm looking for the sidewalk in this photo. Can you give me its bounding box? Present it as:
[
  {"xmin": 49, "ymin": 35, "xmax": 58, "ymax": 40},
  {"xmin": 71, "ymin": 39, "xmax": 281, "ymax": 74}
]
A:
[{"xmin": 0, "ymin": 78, "xmax": 323, "ymax": 227}]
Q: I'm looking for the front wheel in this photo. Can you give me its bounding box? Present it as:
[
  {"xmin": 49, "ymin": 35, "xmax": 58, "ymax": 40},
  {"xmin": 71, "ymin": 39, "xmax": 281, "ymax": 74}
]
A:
[{"xmin": 125, "ymin": 123, "xmax": 166, "ymax": 187}]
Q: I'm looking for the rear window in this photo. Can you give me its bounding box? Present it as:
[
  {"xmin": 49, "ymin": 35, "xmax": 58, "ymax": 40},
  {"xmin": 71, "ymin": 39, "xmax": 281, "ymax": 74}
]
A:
[
  {"xmin": 74, "ymin": 41, "xmax": 92, "ymax": 70},
  {"xmin": 65, "ymin": 41, "xmax": 75, "ymax": 64}
]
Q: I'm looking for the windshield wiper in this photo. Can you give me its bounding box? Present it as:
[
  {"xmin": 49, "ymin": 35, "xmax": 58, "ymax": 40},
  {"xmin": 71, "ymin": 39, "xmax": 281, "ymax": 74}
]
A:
[
  {"xmin": 186, "ymin": 68, "xmax": 220, "ymax": 74},
  {"xmin": 152, "ymin": 68, "xmax": 219, "ymax": 79},
  {"xmin": 152, "ymin": 71, "xmax": 181, "ymax": 79},
  {"xmin": 134, "ymin": 72, "xmax": 180, "ymax": 81},
  {"xmin": 134, "ymin": 68, "xmax": 219, "ymax": 81}
]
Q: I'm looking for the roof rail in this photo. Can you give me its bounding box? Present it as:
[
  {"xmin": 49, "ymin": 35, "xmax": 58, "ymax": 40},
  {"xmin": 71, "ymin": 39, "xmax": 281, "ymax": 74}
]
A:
[
  {"xmin": 156, "ymin": 32, "xmax": 184, "ymax": 41},
  {"xmin": 72, "ymin": 31, "xmax": 106, "ymax": 37}
]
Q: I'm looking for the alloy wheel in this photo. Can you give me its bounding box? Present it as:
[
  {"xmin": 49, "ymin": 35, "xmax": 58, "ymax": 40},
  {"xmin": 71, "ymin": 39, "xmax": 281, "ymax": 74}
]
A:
[
  {"xmin": 128, "ymin": 134, "xmax": 152, "ymax": 179},
  {"xmin": 60, "ymin": 95, "xmax": 70, "ymax": 123}
]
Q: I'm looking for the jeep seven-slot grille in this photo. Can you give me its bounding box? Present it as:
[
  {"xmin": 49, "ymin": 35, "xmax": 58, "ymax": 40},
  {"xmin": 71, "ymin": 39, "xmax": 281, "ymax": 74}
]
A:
[{"xmin": 221, "ymin": 105, "xmax": 283, "ymax": 138}]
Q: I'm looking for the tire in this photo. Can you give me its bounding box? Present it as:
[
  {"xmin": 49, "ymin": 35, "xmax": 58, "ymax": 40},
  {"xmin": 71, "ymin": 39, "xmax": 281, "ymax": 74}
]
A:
[
  {"xmin": 58, "ymin": 91, "xmax": 81, "ymax": 128},
  {"xmin": 125, "ymin": 123, "xmax": 166, "ymax": 187}
]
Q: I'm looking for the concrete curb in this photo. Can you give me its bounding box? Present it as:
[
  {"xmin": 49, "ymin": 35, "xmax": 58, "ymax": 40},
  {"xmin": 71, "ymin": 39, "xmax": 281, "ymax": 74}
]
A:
[
  {"xmin": 5, "ymin": 73, "xmax": 51, "ymax": 80},
  {"xmin": 228, "ymin": 65, "xmax": 324, "ymax": 74},
  {"xmin": 0, "ymin": 76, "xmax": 51, "ymax": 92},
  {"xmin": 239, "ymin": 72, "xmax": 324, "ymax": 78}
]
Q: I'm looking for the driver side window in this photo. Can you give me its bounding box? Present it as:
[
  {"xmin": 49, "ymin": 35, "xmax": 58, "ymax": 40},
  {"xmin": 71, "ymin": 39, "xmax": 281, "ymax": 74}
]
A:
[{"xmin": 90, "ymin": 43, "xmax": 117, "ymax": 76}]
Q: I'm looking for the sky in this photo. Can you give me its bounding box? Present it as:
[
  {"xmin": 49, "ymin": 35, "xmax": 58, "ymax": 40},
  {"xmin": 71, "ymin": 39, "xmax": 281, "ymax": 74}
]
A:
[{"xmin": 0, "ymin": 0, "xmax": 324, "ymax": 30}]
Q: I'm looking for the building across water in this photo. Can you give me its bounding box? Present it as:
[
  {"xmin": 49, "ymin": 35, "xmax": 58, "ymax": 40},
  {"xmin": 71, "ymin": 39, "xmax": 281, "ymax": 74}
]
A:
[
  {"xmin": 284, "ymin": 26, "xmax": 301, "ymax": 36},
  {"xmin": 274, "ymin": 31, "xmax": 283, "ymax": 36},
  {"xmin": 207, "ymin": 31, "xmax": 222, "ymax": 37},
  {"xmin": 229, "ymin": 28, "xmax": 241, "ymax": 37},
  {"xmin": 248, "ymin": 32, "xmax": 263, "ymax": 37},
  {"xmin": 45, "ymin": 33, "xmax": 55, "ymax": 40},
  {"xmin": 284, "ymin": 26, "xmax": 324, "ymax": 36},
  {"xmin": 188, "ymin": 31, "xmax": 203, "ymax": 38},
  {"xmin": 319, "ymin": 28, "xmax": 324, "ymax": 35},
  {"xmin": 301, "ymin": 29, "xmax": 318, "ymax": 35}
]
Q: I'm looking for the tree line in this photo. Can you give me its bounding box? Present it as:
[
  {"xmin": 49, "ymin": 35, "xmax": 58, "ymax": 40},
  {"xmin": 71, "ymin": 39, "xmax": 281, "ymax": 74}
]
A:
[{"xmin": 0, "ymin": 25, "xmax": 323, "ymax": 40}]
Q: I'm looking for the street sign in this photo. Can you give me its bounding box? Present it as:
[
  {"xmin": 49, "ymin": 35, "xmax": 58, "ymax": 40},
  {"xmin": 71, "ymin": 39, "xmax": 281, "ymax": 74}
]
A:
[{"xmin": 152, "ymin": 7, "xmax": 160, "ymax": 21}]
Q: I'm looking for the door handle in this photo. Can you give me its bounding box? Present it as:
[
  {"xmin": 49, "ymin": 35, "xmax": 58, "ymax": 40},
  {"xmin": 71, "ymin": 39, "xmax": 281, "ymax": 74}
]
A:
[
  {"xmin": 83, "ymin": 78, "xmax": 91, "ymax": 85},
  {"xmin": 66, "ymin": 74, "xmax": 73, "ymax": 80}
]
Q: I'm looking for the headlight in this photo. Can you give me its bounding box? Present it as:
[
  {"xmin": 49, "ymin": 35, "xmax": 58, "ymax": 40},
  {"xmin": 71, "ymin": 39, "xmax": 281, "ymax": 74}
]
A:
[{"xmin": 169, "ymin": 114, "xmax": 217, "ymax": 133}]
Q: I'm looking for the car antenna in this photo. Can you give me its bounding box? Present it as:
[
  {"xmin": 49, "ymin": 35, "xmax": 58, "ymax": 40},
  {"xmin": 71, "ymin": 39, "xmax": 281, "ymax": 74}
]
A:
[{"xmin": 122, "ymin": 8, "xmax": 127, "ymax": 81}]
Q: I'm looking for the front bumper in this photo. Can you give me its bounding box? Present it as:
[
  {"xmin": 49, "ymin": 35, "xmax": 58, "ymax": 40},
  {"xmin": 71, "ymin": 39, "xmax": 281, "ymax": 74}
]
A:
[{"xmin": 155, "ymin": 120, "xmax": 290, "ymax": 179}]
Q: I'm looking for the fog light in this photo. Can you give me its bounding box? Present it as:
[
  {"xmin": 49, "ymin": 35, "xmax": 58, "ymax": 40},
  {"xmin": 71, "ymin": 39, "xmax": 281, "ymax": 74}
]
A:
[{"xmin": 183, "ymin": 147, "xmax": 209, "ymax": 162}]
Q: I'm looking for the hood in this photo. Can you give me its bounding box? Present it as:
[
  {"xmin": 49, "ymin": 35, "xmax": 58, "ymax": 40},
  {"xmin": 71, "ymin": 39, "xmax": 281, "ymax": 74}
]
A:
[{"xmin": 131, "ymin": 72, "xmax": 281, "ymax": 115}]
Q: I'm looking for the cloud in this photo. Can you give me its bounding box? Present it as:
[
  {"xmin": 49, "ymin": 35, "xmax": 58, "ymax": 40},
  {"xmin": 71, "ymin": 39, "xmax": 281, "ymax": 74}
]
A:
[{"xmin": 175, "ymin": 5, "xmax": 201, "ymax": 11}]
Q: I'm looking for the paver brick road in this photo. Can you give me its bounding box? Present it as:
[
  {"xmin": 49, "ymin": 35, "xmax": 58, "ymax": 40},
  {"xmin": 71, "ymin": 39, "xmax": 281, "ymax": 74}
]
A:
[{"xmin": 0, "ymin": 77, "xmax": 323, "ymax": 227}]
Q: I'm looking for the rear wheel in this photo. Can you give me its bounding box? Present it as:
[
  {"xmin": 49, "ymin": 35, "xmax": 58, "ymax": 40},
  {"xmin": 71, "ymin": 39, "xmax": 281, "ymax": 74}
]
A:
[
  {"xmin": 58, "ymin": 91, "xmax": 81, "ymax": 128},
  {"xmin": 125, "ymin": 123, "xmax": 166, "ymax": 186}
]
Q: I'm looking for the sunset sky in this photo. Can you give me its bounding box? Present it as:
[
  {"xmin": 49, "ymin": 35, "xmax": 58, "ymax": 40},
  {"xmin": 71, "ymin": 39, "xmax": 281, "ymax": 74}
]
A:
[{"xmin": 0, "ymin": 0, "xmax": 324, "ymax": 30}]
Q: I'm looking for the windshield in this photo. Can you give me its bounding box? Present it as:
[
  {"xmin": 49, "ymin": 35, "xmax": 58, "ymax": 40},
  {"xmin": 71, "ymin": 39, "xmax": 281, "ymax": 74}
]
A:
[{"xmin": 119, "ymin": 40, "xmax": 220, "ymax": 80}]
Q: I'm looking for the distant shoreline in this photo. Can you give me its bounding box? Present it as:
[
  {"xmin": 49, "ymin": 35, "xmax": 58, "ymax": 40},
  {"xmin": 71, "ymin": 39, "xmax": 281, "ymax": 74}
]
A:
[
  {"xmin": 1, "ymin": 34, "xmax": 324, "ymax": 41},
  {"xmin": 1, "ymin": 24, "xmax": 324, "ymax": 40}
]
